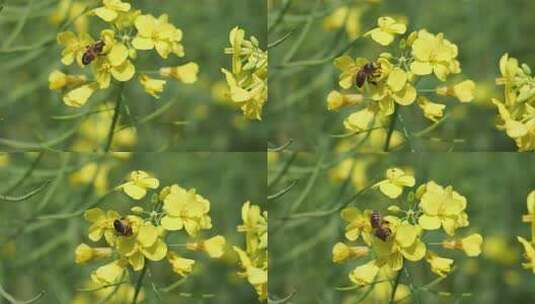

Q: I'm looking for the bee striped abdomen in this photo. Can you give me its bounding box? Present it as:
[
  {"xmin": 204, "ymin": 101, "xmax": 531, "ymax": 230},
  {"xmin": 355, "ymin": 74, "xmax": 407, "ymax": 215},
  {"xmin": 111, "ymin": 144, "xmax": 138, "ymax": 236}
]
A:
[
  {"xmin": 113, "ymin": 218, "xmax": 133, "ymax": 236},
  {"xmin": 82, "ymin": 40, "xmax": 105, "ymax": 66}
]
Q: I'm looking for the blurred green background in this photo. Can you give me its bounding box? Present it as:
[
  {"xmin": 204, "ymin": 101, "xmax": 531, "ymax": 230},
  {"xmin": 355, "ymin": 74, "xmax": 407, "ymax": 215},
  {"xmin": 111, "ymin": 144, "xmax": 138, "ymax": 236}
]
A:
[
  {"xmin": 267, "ymin": 0, "xmax": 535, "ymax": 151},
  {"xmin": 0, "ymin": 0, "xmax": 266, "ymax": 152},
  {"xmin": 269, "ymin": 151, "xmax": 535, "ymax": 303},
  {"xmin": 0, "ymin": 152, "xmax": 266, "ymax": 303}
]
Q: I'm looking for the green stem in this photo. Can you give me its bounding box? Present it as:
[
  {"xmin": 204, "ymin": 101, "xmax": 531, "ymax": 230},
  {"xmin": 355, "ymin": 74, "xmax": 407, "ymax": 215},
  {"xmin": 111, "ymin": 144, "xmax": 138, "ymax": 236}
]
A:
[
  {"xmin": 132, "ymin": 263, "xmax": 148, "ymax": 304},
  {"xmin": 389, "ymin": 268, "xmax": 403, "ymax": 304},
  {"xmin": 104, "ymin": 83, "xmax": 125, "ymax": 152},
  {"xmin": 384, "ymin": 105, "xmax": 399, "ymax": 152}
]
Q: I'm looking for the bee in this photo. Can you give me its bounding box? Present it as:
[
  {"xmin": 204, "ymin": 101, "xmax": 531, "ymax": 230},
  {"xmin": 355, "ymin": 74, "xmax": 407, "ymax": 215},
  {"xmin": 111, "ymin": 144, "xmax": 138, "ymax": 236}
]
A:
[
  {"xmin": 113, "ymin": 218, "xmax": 133, "ymax": 237},
  {"xmin": 82, "ymin": 40, "xmax": 105, "ymax": 65},
  {"xmin": 355, "ymin": 62, "xmax": 381, "ymax": 88},
  {"xmin": 370, "ymin": 210, "xmax": 392, "ymax": 241}
]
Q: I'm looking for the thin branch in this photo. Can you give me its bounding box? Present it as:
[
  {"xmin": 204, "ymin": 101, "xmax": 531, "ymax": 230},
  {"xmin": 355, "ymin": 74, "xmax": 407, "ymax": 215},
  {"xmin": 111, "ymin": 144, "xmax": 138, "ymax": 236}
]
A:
[{"xmin": 0, "ymin": 181, "xmax": 50, "ymax": 202}]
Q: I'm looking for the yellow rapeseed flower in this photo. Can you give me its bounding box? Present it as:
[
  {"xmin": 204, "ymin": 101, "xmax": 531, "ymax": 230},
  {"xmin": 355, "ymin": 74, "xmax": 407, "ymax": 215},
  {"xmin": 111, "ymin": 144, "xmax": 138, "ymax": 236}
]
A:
[
  {"xmin": 116, "ymin": 219, "xmax": 168, "ymax": 270},
  {"xmin": 517, "ymin": 236, "xmax": 535, "ymax": 274},
  {"xmin": 93, "ymin": 30, "xmax": 136, "ymax": 89},
  {"xmin": 418, "ymin": 181, "xmax": 468, "ymax": 236},
  {"xmin": 91, "ymin": 260, "xmax": 127, "ymax": 285},
  {"xmin": 132, "ymin": 14, "xmax": 184, "ymax": 59},
  {"xmin": 340, "ymin": 207, "xmax": 373, "ymax": 243},
  {"xmin": 343, "ymin": 106, "xmax": 376, "ymax": 133},
  {"xmin": 63, "ymin": 83, "xmax": 99, "ymax": 108},
  {"xmin": 187, "ymin": 235, "xmax": 226, "ymax": 258},
  {"xmin": 334, "ymin": 55, "xmax": 370, "ymax": 89},
  {"xmin": 322, "ymin": 6, "xmax": 363, "ymax": 40},
  {"xmin": 160, "ymin": 62, "xmax": 199, "ymax": 84},
  {"xmin": 234, "ymin": 201, "xmax": 268, "ymax": 301},
  {"xmin": 49, "ymin": 0, "xmax": 88, "ymax": 33},
  {"xmin": 160, "ymin": 184, "xmax": 212, "ymax": 236},
  {"xmin": 222, "ymin": 26, "xmax": 267, "ymax": 120},
  {"xmin": 332, "ymin": 242, "xmax": 369, "ymax": 263},
  {"xmin": 139, "ymin": 75, "xmax": 166, "ymax": 99},
  {"xmin": 167, "ymin": 252, "xmax": 195, "ymax": 276},
  {"xmin": 349, "ymin": 260, "xmax": 380, "ymax": 286},
  {"xmin": 238, "ymin": 201, "xmax": 268, "ymax": 253},
  {"xmin": 378, "ymin": 167, "xmax": 415, "ymax": 199},
  {"xmin": 48, "ymin": 70, "xmax": 87, "ymax": 90},
  {"xmin": 374, "ymin": 218, "xmax": 427, "ymax": 270},
  {"xmin": 69, "ymin": 162, "xmax": 111, "ymax": 195},
  {"xmin": 443, "ymin": 233, "xmax": 483, "ymax": 257},
  {"xmin": 426, "ymin": 252, "xmax": 453, "ymax": 277},
  {"xmin": 118, "ymin": 170, "xmax": 160, "ymax": 200},
  {"xmin": 75, "ymin": 244, "xmax": 113, "ymax": 264},
  {"xmin": 93, "ymin": 0, "xmax": 131, "ymax": 22},
  {"xmin": 84, "ymin": 208, "xmax": 120, "ymax": 244},
  {"xmin": 233, "ymin": 246, "xmax": 268, "ymax": 301},
  {"xmin": 410, "ymin": 30, "xmax": 460, "ymax": 81},
  {"xmin": 369, "ymin": 67, "xmax": 417, "ymax": 114},
  {"xmin": 57, "ymin": 31, "xmax": 93, "ymax": 67},
  {"xmin": 436, "ymin": 80, "xmax": 476, "ymax": 103},
  {"xmin": 327, "ymin": 90, "xmax": 363, "ymax": 111},
  {"xmin": 417, "ymin": 96, "xmax": 446, "ymax": 122},
  {"xmin": 365, "ymin": 16, "xmax": 406, "ymax": 46}
]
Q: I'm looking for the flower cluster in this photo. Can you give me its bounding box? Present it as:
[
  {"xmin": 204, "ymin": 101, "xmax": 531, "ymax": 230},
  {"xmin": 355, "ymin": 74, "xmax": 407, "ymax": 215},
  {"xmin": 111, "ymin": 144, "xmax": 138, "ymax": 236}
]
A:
[
  {"xmin": 49, "ymin": 0, "xmax": 199, "ymax": 107},
  {"xmin": 332, "ymin": 167, "xmax": 483, "ymax": 288},
  {"xmin": 493, "ymin": 54, "xmax": 535, "ymax": 151},
  {"xmin": 75, "ymin": 170, "xmax": 226, "ymax": 287},
  {"xmin": 49, "ymin": 0, "xmax": 89, "ymax": 33},
  {"xmin": 222, "ymin": 27, "xmax": 268, "ymax": 120},
  {"xmin": 518, "ymin": 190, "xmax": 535, "ymax": 273},
  {"xmin": 327, "ymin": 16, "xmax": 475, "ymax": 134},
  {"xmin": 322, "ymin": 0, "xmax": 383, "ymax": 40},
  {"xmin": 233, "ymin": 201, "xmax": 268, "ymax": 301}
]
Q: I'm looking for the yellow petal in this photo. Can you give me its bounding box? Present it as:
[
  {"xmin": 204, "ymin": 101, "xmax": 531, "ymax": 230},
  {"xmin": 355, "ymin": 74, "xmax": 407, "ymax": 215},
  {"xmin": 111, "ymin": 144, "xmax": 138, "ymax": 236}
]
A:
[
  {"xmin": 91, "ymin": 260, "xmax": 124, "ymax": 284},
  {"xmin": 349, "ymin": 260, "xmax": 379, "ymax": 286},
  {"xmin": 410, "ymin": 61, "xmax": 433, "ymax": 75},
  {"xmin": 84, "ymin": 208, "xmax": 104, "ymax": 222},
  {"xmin": 138, "ymin": 223, "xmax": 159, "ymax": 247},
  {"xmin": 155, "ymin": 41, "xmax": 172, "ymax": 58},
  {"xmin": 134, "ymin": 14, "xmax": 155, "ymax": 37},
  {"xmin": 132, "ymin": 37, "xmax": 154, "ymax": 50},
  {"xmin": 204, "ymin": 235, "xmax": 226, "ymax": 258},
  {"xmin": 370, "ymin": 29, "xmax": 394, "ymax": 46},
  {"xmin": 402, "ymin": 239, "xmax": 426, "ymax": 261},
  {"xmin": 396, "ymin": 223, "xmax": 419, "ymax": 248},
  {"xmin": 453, "ymin": 80, "xmax": 475, "ymax": 103},
  {"xmin": 141, "ymin": 239, "xmax": 168, "ymax": 261},
  {"xmin": 247, "ymin": 267, "xmax": 267, "ymax": 285},
  {"xmin": 461, "ymin": 233, "xmax": 483, "ymax": 257},
  {"xmin": 387, "ymin": 68, "xmax": 407, "ymax": 92},
  {"xmin": 116, "ymin": 236, "xmax": 137, "ymax": 256},
  {"xmin": 123, "ymin": 183, "xmax": 147, "ymax": 200},
  {"xmin": 161, "ymin": 215, "xmax": 184, "ymax": 231},
  {"xmin": 108, "ymin": 43, "xmax": 129, "ymax": 66},
  {"xmin": 111, "ymin": 60, "xmax": 135, "ymax": 82},
  {"xmin": 128, "ymin": 251, "xmax": 145, "ymax": 271},
  {"xmin": 332, "ymin": 242, "xmax": 351, "ymax": 263},
  {"xmin": 63, "ymin": 84, "xmax": 97, "ymax": 108},
  {"xmin": 379, "ymin": 182, "xmax": 403, "ymax": 199},
  {"xmin": 418, "ymin": 214, "xmax": 441, "ymax": 230},
  {"xmin": 94, "ymin": 7, "xmax": 118, "ymax": 22}
]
